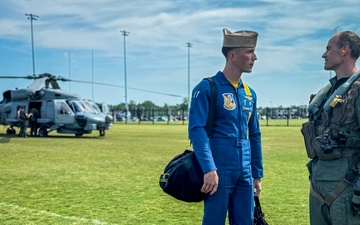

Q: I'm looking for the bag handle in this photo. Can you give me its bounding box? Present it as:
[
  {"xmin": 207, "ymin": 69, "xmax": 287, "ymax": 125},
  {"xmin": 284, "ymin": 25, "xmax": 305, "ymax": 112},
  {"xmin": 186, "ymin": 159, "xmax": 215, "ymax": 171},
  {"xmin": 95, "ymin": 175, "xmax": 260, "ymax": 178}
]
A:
[{"xmin": 254, "ymin": 196, "xmax": 262, "ymax": 211}]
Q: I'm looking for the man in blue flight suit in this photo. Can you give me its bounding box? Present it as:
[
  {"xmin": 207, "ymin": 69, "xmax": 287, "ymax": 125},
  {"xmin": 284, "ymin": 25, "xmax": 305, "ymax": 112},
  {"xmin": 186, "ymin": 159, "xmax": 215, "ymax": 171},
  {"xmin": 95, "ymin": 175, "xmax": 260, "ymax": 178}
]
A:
[{"xmin": 188, "ymin": 28, "xmax": 264, "ymax": 225}]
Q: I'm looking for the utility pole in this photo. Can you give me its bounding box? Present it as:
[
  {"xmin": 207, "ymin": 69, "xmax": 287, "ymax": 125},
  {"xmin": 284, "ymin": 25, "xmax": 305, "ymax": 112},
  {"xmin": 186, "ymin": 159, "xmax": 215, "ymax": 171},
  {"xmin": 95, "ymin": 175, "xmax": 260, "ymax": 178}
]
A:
[
  {"xmin": 330, "ymin": 26, "xmax": 339, "ymax": 79},
  {"xmin": 121, "ymin": 30, "xmax": 130, "ymax": 124},
  {"xmin": 186, "ymin": 42, "xmax": 193, "ymax": 110},
  {"xmin": 25, "ymin": 13, "xmax": 38, "ymax": 76},
  {"xmin": 92, "ymin": 50, "xmax": 94, "ymax": 101},
  {"xmin": 68, "ymin": 52, "xmax": 71, "ymax": 91}
]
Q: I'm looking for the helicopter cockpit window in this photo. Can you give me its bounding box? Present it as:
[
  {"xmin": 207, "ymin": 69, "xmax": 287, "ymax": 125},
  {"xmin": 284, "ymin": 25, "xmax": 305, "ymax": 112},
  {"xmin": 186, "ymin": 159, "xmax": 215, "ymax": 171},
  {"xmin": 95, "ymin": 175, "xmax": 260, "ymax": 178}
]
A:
[
  {"xmin": 83, "ymin": 102, "xmax": 97, "ymax": 113},
  {"xmin": 57, "ymin": 102, "xmax": 72, "ymax": 115},
  {"xmin": 84, "ymin": 101, "xmax": 101, "ymax": 113},
  {"xmin": 102, "ymin": 103, "xmax": 109, "ymax": 114},
  {"xmin": 90, "ymin": 102, "xmax": 101, "ymax": 113},
  {"xmin": 72, "ymin": 101, "xmax": 86, "ymax": 113}
]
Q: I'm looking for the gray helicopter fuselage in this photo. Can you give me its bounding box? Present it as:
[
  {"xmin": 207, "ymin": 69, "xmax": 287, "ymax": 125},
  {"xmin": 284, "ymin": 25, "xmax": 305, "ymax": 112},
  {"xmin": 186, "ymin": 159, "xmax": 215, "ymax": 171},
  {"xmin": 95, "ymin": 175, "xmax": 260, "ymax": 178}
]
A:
[{"xmin": 0, "ymin": 87, "xmax": 112, "ymax": 137}]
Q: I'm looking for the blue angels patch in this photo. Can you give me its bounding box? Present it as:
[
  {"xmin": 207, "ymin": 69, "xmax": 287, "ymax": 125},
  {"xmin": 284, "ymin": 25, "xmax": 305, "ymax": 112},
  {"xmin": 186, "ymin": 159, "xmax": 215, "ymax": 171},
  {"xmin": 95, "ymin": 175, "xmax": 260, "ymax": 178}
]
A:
[{"xmin": 222, "ymin": 93, "xmax": 236, "ymax": 110}]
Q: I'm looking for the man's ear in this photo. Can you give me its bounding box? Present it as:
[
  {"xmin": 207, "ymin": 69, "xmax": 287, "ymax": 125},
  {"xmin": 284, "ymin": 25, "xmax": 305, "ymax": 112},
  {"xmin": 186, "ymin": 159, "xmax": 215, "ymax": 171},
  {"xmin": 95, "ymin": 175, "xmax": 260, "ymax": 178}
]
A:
[
  {"xmin": 228, "ymin": 51, "xmax": 236, "ymax": 61},
  {"xmin": 342, "ymin": 45, "xmax": 350, "ymax": 55}
]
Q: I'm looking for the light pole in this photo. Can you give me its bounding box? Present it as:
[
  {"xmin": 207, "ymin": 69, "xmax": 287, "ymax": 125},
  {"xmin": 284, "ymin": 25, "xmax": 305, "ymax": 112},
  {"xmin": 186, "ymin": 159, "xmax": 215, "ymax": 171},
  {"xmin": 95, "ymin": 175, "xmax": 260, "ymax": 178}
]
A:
[
  {"xmin": 68, "ymin": 52, "xmax": 71, "ymax": 91},
  {"xmin": 92, "ymin": 50, "xmax": 94, "ymax": 101},
  {"xmin": 186, "ymin": 42, "xmax": 193, "ymax": 110},
  {"xmin": 25, "ymin": 13, "xmax": 38, "ymax": 76},
  {"xmin": 329, "ymin": 26, "xmax": 339, "ymax": 79},
  {"xmin": 121, "ymin": 30, "xmax": 130, "ymax": 123}
]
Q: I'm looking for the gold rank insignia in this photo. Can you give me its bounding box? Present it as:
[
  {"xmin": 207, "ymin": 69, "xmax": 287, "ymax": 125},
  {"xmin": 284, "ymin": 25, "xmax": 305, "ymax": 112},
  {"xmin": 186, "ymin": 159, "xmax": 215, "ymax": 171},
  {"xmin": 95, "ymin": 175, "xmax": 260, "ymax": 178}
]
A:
[{"xmin": 330, "ymin": 95, "xmax": 344, "ymax": 107}]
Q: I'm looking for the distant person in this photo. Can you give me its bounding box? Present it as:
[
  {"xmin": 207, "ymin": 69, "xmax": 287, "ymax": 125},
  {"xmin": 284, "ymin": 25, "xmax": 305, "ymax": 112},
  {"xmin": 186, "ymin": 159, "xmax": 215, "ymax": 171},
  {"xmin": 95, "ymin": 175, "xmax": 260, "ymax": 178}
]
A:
[
  {"xmin": 188, "ymin": 28, "xmax": 264, "ymax": 225},
  {"xmin": 18, "ymin": 106, "xmax": 32, "ymax": 138},
  {"xmin": 30, "ymin": 108, "xmax": 39, "ymax": 137},
  {"xmin": 60, "ymin": 104, "xmax": 68, "ymax": 114},
  {"xmin": 302, "ymin": 31, "xmax": 360, "ymax": 225}
]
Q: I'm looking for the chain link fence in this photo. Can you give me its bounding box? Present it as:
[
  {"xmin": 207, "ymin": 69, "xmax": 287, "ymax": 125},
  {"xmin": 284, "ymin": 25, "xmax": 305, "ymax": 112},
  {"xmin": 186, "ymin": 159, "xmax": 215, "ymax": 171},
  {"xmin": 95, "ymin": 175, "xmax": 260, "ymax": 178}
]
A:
[{"xmin": 111, "ymin": 105, "xmax": 308, "ymax": 126}]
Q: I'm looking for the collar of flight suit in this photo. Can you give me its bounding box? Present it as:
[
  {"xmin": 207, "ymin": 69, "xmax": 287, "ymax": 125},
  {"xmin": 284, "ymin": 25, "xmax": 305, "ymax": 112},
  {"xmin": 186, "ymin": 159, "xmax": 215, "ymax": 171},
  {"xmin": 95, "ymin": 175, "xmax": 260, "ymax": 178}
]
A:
[{"xmin": 215, "ymin": 71, "xmax": 251, "ymax": 97}]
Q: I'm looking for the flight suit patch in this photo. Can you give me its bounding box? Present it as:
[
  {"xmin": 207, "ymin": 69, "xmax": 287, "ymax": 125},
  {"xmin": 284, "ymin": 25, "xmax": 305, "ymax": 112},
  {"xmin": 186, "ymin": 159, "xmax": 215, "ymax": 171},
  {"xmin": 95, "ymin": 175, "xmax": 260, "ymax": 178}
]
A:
[
  {"xmin": 222, "ymin": 93, "xmax": 236, "ymax": 110},
  {"xmin": 243, "ymin": 99, "xmax": 253, "ymax": 111}
]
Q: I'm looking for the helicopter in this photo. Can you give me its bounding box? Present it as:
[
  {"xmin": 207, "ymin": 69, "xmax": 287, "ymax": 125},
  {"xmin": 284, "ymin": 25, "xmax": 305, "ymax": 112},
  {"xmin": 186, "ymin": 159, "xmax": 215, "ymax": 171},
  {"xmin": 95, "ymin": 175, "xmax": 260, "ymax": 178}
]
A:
[{"xmin": 0, "ymin": 73, "xmax": 113, "ymax": 137}]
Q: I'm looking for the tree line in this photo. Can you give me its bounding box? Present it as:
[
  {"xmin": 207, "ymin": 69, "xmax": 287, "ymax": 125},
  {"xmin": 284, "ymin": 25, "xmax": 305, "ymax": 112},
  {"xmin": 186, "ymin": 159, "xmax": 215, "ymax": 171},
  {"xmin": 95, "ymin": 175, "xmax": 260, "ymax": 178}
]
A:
[{"xmin": 108, "ymin": 98, "xmax": 308, "ymax": 121}]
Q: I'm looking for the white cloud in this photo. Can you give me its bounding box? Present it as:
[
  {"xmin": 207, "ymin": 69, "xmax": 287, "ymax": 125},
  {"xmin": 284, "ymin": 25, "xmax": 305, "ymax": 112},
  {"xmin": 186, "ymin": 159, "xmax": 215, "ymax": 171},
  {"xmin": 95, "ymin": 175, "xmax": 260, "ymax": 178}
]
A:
[{"xmin": 1, "ymin": 0, "xmax": 360, "ymax": 106}]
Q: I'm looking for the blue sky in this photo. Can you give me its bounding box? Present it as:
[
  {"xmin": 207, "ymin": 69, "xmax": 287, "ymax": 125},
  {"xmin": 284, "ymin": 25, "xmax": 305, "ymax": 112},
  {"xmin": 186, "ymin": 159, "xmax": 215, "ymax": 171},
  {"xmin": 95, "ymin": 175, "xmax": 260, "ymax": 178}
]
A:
[{"xmin": 0, "ymin": 0, "xmax": 359, "ymax": 107}]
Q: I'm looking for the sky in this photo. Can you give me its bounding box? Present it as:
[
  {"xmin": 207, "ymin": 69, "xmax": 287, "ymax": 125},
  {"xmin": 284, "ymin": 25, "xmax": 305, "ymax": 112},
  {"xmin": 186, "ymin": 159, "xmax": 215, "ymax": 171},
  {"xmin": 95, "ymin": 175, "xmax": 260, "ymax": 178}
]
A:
[{"xmin": 0, "ymin": 0, "xmax": 360, "ymax": 108}]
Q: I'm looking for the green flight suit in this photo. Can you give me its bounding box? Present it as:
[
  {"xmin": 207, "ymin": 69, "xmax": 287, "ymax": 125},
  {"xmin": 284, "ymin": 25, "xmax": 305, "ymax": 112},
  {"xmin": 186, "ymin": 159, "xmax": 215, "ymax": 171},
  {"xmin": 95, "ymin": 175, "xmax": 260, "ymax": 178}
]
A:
[{"xmin": 303, "ymin": 76, "xmax": 360, "ymax": 225}]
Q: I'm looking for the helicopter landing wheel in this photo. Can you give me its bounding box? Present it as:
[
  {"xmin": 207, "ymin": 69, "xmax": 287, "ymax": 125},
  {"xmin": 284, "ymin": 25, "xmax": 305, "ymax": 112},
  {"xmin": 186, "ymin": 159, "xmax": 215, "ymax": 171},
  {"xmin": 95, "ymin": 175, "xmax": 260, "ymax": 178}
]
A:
[
  {"xmin": 75, "ymin": 133, "xmax": 83, "ymax": 137},
  {"xmin": 99, "ymin": 130, "xmax": 105, "ymax": 136},
  {"xmin": 39, "ymin": 128, "xmax": 48, "ymax": 137}
]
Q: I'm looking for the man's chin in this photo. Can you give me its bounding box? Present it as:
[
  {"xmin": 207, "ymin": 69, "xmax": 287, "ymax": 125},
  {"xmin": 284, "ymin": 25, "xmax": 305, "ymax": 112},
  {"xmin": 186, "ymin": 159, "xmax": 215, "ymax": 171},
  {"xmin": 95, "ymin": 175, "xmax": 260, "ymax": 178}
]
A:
[{"xmin": 324, "ymin": 64, "xmax": 333, "ymax": 71}]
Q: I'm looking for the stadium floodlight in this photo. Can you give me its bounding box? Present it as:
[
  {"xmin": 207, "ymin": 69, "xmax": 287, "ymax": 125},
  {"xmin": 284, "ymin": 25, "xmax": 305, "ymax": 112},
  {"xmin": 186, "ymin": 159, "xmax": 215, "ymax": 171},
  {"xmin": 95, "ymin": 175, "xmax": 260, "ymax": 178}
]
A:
[
  {"xmin": 186, "ymin": 42, "xmax": 193, "ymax": 110},
  {"xmin": 25, "ymin": 13, "xmax": 39, "ymax": 76},
  {"xmin": 121, "ymin": 30, "xmax": 130, "ymax": 123}
]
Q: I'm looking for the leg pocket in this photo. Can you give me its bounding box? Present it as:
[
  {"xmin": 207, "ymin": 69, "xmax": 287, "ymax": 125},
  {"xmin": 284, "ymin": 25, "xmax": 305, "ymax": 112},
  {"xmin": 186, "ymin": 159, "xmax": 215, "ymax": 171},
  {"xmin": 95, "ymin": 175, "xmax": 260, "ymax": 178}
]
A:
[
  {"xmin": 345, "ymin": 196, "xmax": 360, "ymax": 225},
  {"xmin": 331, "ymin": 196, "xmax": 360, "ymax": 225}
]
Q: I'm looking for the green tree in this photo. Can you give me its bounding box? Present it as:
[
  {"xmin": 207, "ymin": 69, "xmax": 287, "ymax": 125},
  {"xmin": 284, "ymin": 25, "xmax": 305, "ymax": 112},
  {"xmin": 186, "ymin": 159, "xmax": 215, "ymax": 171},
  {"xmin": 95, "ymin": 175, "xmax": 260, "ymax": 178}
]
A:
[{"xmin": 180, "ymin": 97, "xmax": 189, "ymax": 111}]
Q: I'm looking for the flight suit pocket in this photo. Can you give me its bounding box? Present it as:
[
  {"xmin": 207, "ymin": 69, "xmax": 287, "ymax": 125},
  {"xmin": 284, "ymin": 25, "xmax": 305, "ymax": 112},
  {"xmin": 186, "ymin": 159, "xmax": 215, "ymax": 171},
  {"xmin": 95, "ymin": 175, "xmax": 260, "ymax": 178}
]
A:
[
  {"xmin": 342, "ymin": 197, "xmax": 360, "ymax": 225},
  {"xmin": 241, "ymin": 139, "xmax": 251, "ymax": 176},
  {"xmin": 301, "ymin": 121, "xmax": 317, "ymax": 159}
]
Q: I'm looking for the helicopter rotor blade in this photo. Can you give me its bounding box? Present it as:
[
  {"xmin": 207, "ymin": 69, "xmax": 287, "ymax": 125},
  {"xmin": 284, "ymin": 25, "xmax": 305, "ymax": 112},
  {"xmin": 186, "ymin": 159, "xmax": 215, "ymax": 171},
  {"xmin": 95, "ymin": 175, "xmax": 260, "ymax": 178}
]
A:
[
  {"xmin": 65, "ymin": 79, "xmax": 183, "ymax": 98},
  {"xmin": 0, "ymin": 74, "xmax": 184, "ymax": 98},
  {"xmin": 0, "ymin": 75, "xmax": 37, "ymax": 79}
]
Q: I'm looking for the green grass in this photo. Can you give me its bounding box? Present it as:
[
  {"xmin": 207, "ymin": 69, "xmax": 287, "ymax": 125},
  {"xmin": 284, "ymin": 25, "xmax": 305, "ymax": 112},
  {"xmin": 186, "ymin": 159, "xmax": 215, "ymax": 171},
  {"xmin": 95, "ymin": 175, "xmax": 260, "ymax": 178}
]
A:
[{"xmin": 0, "ymin": 122, "xmax": 310, "ymax": 225}]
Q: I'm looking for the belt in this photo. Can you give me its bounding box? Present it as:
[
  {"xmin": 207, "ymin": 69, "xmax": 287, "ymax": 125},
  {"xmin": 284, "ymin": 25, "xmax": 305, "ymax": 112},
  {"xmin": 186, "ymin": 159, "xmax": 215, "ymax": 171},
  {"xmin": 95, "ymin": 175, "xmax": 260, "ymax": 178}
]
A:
[{"xmin": 209, "ymin": 137, "xmax": 246, "ymax": 147}]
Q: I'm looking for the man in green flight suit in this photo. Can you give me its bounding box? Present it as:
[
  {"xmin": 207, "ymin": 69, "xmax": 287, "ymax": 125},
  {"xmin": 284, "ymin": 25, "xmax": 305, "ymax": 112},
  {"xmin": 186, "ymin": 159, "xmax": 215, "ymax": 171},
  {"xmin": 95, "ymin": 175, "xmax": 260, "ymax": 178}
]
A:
[{"xmin": 302, "ymin": 31, "xmax": 360, "ymax": 224}]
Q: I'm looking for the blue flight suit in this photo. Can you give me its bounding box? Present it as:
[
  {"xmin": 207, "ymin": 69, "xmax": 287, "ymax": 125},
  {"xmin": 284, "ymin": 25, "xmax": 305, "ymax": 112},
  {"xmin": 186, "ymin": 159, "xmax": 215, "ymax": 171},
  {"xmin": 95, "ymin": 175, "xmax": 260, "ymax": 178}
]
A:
[{"xmin": 188, "ymin": 71, "xmax": 264, "ymax": 225}]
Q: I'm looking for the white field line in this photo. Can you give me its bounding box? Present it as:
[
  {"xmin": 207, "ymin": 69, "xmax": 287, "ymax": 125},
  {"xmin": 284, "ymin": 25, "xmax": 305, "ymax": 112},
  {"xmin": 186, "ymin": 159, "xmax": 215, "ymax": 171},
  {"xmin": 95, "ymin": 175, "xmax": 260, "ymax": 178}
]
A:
[{"xmin": 0, "ymin": 202, "xmax": 118, "ymax": 225}]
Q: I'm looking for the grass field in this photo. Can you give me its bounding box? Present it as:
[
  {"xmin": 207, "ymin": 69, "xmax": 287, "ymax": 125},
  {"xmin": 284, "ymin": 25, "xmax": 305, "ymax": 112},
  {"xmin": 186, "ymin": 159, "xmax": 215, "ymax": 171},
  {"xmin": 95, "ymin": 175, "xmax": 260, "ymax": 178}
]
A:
[{"xmin": 0, "ymin": 120, "xmax": 310, "ymax": 225}]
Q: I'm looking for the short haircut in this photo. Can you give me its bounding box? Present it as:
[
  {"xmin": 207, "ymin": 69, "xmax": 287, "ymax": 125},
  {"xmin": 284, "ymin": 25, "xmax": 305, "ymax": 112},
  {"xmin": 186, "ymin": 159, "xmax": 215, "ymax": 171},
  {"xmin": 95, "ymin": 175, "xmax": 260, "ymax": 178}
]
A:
[
  {"xmin": 337, "ymin": 31, "xmax": 360, "ymax": 60},
  {"xmin": 222, "ymin": 47, "xmax": 237, "ymax": 58}
]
